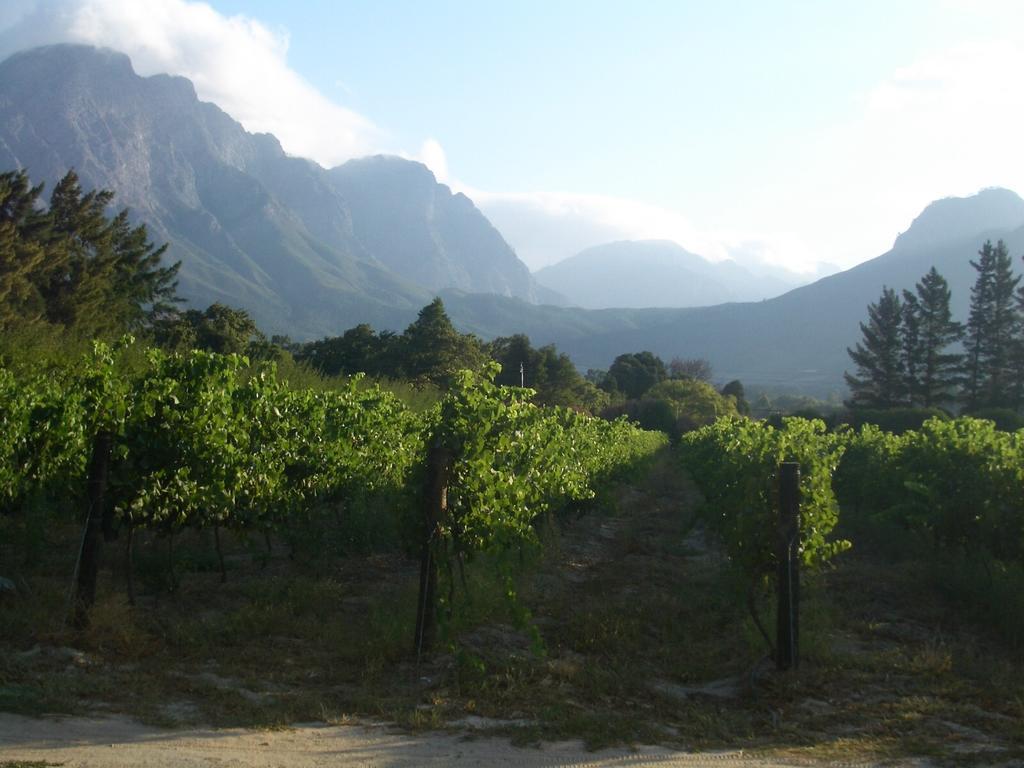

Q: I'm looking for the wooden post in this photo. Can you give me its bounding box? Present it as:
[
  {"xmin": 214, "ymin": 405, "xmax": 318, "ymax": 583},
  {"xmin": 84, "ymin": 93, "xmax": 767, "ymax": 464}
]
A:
[
  {"xmin": 414, "ymin": 440, "xmax": 451, "ymax": 656},
  {"xmin": 73, "ymin": 431, "xmax": 113, "ymax": 629},
  {"xmin": 776, "ymin": 462, "xmax": 800, "ymax": 671}
]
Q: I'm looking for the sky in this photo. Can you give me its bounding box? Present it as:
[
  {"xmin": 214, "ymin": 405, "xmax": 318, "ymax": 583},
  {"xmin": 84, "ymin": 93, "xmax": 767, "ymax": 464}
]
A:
[{"xmin": 2, "ymin": 0, "xmax": 1024, "ymax": 274}]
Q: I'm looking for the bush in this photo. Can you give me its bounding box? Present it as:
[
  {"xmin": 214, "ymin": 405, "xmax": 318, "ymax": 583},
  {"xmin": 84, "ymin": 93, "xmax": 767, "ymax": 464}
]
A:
[{"xmin": 843, "ymin": 407, "xmax": 949, "ymax": 434}]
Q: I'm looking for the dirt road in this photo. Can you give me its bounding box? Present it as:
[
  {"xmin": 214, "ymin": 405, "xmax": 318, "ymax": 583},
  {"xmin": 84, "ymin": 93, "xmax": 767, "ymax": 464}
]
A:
[{"xmin": 0, "ymin": 713, "xmax": 931, "ymax": 767}]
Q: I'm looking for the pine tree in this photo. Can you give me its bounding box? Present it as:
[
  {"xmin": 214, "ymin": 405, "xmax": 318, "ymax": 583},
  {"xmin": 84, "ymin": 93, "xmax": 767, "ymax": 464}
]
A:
[
  {"xmin": 962, "ymin": 240, "xmax": 1020, "ymax": 409},
  {"xmin": 845, "ymin": 287, "xmax": 905, "ymax": 408},
  {"xmin": 900, "ymin": 290, "xmax": 922, "ymax": 406},
  {"xmin": 41, "ymin": 170, "xmax": 179, "ymax": 335},
  {"xmin": 401, "ymin": 298, "xmax": 484, "ymax": 387},
  {"xmin": 1013, "ymin": 259, "xmax": 1024, "ymax": 410},
  {"xmin": 904, "ymin": 268, "xmax": 962, "ymax": 408},
  {"xmin": 0, "ymin": 171, "xmax": 49, "ymax": 330}
]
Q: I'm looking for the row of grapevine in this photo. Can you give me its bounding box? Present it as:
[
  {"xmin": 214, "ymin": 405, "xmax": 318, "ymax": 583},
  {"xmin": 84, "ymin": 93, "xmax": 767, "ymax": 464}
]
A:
[
  {"xmin": 1, "ymin": 340, "xmax": 421, "ymax": 539},
  {"xmin": 1, "ymin": 341, "xmax": 665, "ymax": 626},
  {"xmin": 677, "ymin": 417, "xmax": 850, "ymax": 653},
  {"xmin": 678, "ymin": 417, "xmax": 850, "ymax": 585},
  {"xmin": 835, "ymin": 417, "xmax": 1024, "ymax": 565}
]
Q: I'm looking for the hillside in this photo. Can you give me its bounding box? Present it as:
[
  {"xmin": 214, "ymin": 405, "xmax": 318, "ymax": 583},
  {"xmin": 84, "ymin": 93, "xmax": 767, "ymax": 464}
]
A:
[
  {"xmin": 0, "ymin": 44, "xmax": 549, "ymax": 337},
  {"xmin": 447, "ymin": 189, "xmax": 1024, "ymax": 393}
]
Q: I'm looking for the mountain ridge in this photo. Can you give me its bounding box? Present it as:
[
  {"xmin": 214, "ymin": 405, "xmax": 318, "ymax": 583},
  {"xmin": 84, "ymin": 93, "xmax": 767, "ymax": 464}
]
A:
[{"xmin": 0, "ymin": 44, "xmax": 550, "ymax": 337}]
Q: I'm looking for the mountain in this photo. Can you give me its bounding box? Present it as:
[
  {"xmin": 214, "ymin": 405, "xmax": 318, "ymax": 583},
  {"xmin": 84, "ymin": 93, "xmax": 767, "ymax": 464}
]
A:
[
  {"xmin": 533, "ymin": 240, "xmax": 801, "ymax": 308},
  {"xmin": 444, "ymin": 189, "xmax": 1024, "ymax": 395},
  {"xmin": 2, "ymin": 45, "xmax": 1021, "ymax": 397},
  {"xmin": 0, "ymin": 44, "xmax": 550, "ymax": 338}
]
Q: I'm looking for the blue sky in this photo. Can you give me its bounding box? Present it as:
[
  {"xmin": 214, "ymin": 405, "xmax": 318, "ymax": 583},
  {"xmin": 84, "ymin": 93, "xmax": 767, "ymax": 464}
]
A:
[{"xmin": 3, "ymin": 0, "xmax": 1024, "ymax": 272}]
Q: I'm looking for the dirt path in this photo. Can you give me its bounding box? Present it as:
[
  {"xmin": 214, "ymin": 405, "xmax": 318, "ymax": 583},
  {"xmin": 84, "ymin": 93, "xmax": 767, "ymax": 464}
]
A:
[{"xmin": 0, "ymin": 713, "xmax": 926, "ymax": 767}]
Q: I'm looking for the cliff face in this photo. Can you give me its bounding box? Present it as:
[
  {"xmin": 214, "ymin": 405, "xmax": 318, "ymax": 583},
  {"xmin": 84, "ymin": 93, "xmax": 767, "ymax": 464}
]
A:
[{"xmin": 0, "ymin": 44, "xmax": 544, "ymax": 337}]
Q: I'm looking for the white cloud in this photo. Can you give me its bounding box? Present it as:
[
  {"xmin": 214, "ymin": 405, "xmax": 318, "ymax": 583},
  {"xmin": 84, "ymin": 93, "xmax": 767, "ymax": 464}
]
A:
[
  {"xmin": 469, "ymin": 188, "xmax": 826, "ymax": 275},
  {"xmin": 0, "ymin": 0, "xmax": 380, "ymax": 167},
  {"xmin": 416, "ymin": 139, "xmax": 450, "ymax": 184},
  {"xmin": 470, "ymin": 189, "xmax": 724, "ymax": 270},
  {"xmin": 777, "ymin": 38, "xmax": 1024, "ymax": 269}
]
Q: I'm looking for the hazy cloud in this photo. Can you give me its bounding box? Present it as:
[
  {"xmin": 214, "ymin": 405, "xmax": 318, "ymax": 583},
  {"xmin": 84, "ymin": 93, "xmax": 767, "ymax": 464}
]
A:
[
  {"xmin": 0, "ymin": 0, "xmax": 380, "ymax": 167},
  {"xmin": 772, "ymin": 37, "xmax": 1024, "ymax": 270},
  {"xmin": 415, "ymin": 139, "xmax": 450, "ymax": 184},
  {"xmin": 470, "ymin": 189, "xmax": 828, "ymax": 276}
]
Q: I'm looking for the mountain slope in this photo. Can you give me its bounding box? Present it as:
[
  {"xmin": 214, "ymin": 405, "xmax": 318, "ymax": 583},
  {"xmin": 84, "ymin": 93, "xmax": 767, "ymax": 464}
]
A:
[
  {"xmin": 0, "ymin": 44, "xmax": 546, "ymax": 337},
  {"xmin": 533, "ymin": 240, "xmax": 799, "ymax": 308},
  {"xmin": 447, "ymin": 190, "xmax": 1024, "ymax": 394}
]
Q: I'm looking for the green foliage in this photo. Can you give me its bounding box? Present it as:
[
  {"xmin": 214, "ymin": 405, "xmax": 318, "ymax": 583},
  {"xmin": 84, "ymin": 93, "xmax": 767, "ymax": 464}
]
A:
[
  {"xmin": 720, "ymin": 379, "xmax": 749, "ymax": 415},
  {"xmin": 902, "ymin": 267, "xmax": 962, "ymax": 407},
  {"xmin": 432, "ymin": 365, "xmax": 667, "ymax": 563},
  {"xmin": 603, "ymin": 351, "xmax": 667, "ymax": 399},
  {"xmin": 1, "ymin": 343, "xmax": 664, "ymax": 636},
  {"xmin": 488, "ymin": 334, "xmax": 608, "ymax": 411},
  {"xmin": 834, "ymin": 416, "xmax": 1024, "ymax": 569},
  {"xmin": 400, "ymin": 298, "xmax": 486, "ymax": 388},
  {"xmin": 845, "ymin": 286, "xmax": 905, "ymax": 408},
  {"xmin": 679, "ymin": 417, "xmax": 850, "ymax": 584},
  {"xmin": 843, "ymin": 406, "xmax": 949, "ymax": 435},
  {"xmin": 0, "ymin": 169, "xmax": 179, "ymax": 337},
  {"xmin": 963, "ymin": 407, "xmax": 1024, "ymax": 432},
  {"xmin": 151, "ymin": 303, "xmax": 264, "ymax": 356},
  {"xmin": 897, "ymin": 418, "xmax": 1024, "ymax": 561},
  {"xmin": 833, "ymin": 424, "xmax": 906, "ymax": 518},
  {"xmin": 963, "ymin": 240, "xmax": 1020, "ymax": 410}
]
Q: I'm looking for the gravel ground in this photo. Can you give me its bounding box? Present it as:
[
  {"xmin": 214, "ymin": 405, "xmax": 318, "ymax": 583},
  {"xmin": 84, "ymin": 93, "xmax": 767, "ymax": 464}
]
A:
[{"xmin": 0, "ymin": 713, "xmax": 933, "ymax": 767}]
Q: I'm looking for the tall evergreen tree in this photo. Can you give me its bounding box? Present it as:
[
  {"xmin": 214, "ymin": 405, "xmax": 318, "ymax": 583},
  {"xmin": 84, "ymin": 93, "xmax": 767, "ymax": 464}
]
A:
[
  {"xmin": 0, "ymin": 168, "xmax": 179, "ymax": 336},
  {"xmin": 1013, "ymin": 257, "xmax": 1024, "ymax": 410},
  {"xmin": 845, "ymin": 287, "xmax": 905, "ymax": 408},
  {"xmin": 962, "ymin": 240, "xmax": 1020, "ymax": 409},
  {"xmin": 903, "ymin": 268, "xmax": 962, "ymax": 408},
  {"xmin": 0, "ymin": 171, "xmax": 49, "ymax": 329},
  {"xmin": 42, "ymin": 171, "xmax": 179, "ymax": 334},
  {"xmin": 900, "ymin": 290, "xmax": 922, "ymax": 406},
  {"xmin": 401, "ymin": 297, "xmax": 484, "ymax": 387}
]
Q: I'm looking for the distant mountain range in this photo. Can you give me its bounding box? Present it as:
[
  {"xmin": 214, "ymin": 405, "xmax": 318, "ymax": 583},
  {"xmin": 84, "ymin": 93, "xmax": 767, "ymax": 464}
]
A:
[
  {"xmin": 443, "ymin": 188, "xmax": 1024, "ymax": 394},
  {"xmin": 0, "ymin": 44, "xmax": 556, "ymax": 338},
  {"xmin": 3, "ymin": 44, "xmax": 1024, "ymax": 395},
  {"xmin": 533, "ymin": 240, "xmax": 802, "ymax": 308}
]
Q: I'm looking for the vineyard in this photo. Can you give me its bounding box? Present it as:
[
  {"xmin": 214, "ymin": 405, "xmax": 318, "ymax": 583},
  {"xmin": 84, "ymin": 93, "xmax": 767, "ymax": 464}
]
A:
[
  {"xmin": 2, "ymin": 347, "xmax": 1024, "ymax": 760},
  {"xmin": 0, "ymin": 339, "xmax": 665, "ymax": 633}
]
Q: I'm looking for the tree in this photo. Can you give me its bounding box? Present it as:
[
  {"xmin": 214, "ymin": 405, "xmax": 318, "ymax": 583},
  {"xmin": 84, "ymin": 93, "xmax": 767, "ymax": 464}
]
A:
[
  {"xmin": 152, "ymin": 303, "xmax": 263, "ymax": 355},
  {"xmin": 647, "ymin": 378, "xmax": 739, "ymax": 430},
  {"xmin": 1014, "ymin": 261, "xmax": 1024, "ymax": 410},
  {"xmin": 604, "ymin": 351, "xmax": 667, "ymax": 399},
  {"xmin": 298, "ymin": 324, "xmax": 396, "ymax": 377},
  {"xmin": 903, "ymin": 268, "xmax": 962, "ymax": 408},
  {"xmin": 668, "ymin": 357, "xmax": 713, "ymax": 382},
  {"xmin": 42, "ymin": 170, "xmax": 179, "ymax": 334},
  {"xmin": 487, "ymin": 334, "xmax": 608, "ymax": 410},
  {"xmin": 0, "ymin": 168, "xmax": 179, "ymax": 336},
  {"xmin": 401, "ymin": 298, "xmax": 484, "ymax": 387},
  {"xmin": 845, "ymin": 287, "xmax": 905, "ymax": 408},
  {"xmin": 962, "ymin": 240, "xmax": 1020, "ymax": 410},
  {"xmin": 0, "ymin": 171, "xmax": 48, "ymax": 330},
  {"xmin": 720, "ymin": 379, "xmax": 750, "ymax": 415}
]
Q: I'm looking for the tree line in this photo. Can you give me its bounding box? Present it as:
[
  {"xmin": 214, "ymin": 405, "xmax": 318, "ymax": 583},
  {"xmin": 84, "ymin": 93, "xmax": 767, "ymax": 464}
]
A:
[
  {"xmin": 1, "ymin": 167, "xmax": 738, "ymax": 433},
  {"xmin": 845, "ymin": 240, "xmax": 1024, "ymax": 414},
  {"xmin": 0, "ymin": 169, "xmax": 179, "ymax": 336}
]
